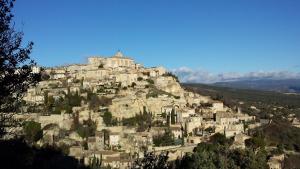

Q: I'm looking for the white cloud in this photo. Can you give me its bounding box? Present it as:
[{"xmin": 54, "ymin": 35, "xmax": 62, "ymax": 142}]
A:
[{"xmin": 171, "ymin": 67, "xmax": 300, "ymax": 83}]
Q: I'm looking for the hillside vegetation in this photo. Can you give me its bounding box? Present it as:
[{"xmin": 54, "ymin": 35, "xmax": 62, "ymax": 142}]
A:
[{"xmin": 183, "ymin": 83, "xmax": 300, "ymax": 118}]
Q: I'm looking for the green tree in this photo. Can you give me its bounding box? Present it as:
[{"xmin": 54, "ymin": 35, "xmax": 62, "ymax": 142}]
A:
[
  {"xmin": 132, "ymin": 152, "xmax": 169, "ymax": 169},
  {"xmin": 89, "ymin": 94, "xmax": 101, "ymax": 111},
  {"xmin": 89, "ymin": 155, "xmax": 102, "ymax": 169},
  {"xmin": 23, "ymin": 121, "xmax": 43, "ymax": 143},
  {"xmin": 210, "ymin": 133, "xmax": 233, "ymax": 146},
  {"xmin": 76, "ymin": 119, "xmax": 96, "ymax": 139},
  {"xmin": 102, "ymin": 129, "xmax": 109, "ymax": 146},
  {"xmin": 0, "ymin": 0, "xmax": 40, "ymax": 137},
  {"xmin": 153, "ymin": 128, "xmax": 175, "ymax": 147},
  {"xmin": 170, "ymin": 109, "xmax": 176, "ymax": 124},
  {"xmin": 102, "ymin": 111, "xmax": 113, "ymax": 126},
  {"xmin": 245, "ymin": 136, "xmax": 266, "ymax": 150}
]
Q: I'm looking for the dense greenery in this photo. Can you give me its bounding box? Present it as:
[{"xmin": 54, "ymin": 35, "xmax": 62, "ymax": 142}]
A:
[
  {"xmin": 177, "ymin": 143, "xmax": 268, "ymax": 169},
  {"xmin": 102, "ymin": 111, "xmax": 114, "ymax": 126},
  {"xmin": 88, "ymin": 93, "xmax": 112, "ymax": 111},
  {"xmin": 43, "ymin": 89, "xmax": 113, "ymax": 115},
  {"xmin": 252, "ymin": 119, "xmax": 300, "ymax": 152},
  {"xmin": 245, "ymin": 134, "xmax": 266, "ymax": 150},
  {"xmin": 146, "ymin": 79, "xmax": 154, "ymax": 84},
  {"xmin": 44, "ymin": 90, "xmax": 82, "ymax": 114},
  {"xmin": 122, "ymin": 107, "xmax": 152, "ymax": 132},
  {"xmin": 71, "ymin": 112, "xmax": 96, "ymax": 139},
  {"xmin": 136, "ymin": 133, "xmax": 268, "ymax": 169},
  {"xmin": 153, "ymin": 128, "xmax": 176, "ymax": 147},
  {"xmin": 23, "ymin": 121, "xmax": 43, "ymax": 143},
  {"xmin": 132, "ymin": 152, "xmax": 169, "ymax": 169},
  {"xmin": 284, "ymin": 154, "xmax": 300, "ymax": 169}
]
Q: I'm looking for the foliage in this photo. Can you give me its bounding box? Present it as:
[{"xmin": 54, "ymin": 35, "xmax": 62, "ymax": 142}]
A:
[
  {"xmin": 204, "ymin": 126, "xmax": 215, "ymax": 133},
  {"xmin": 175, "ymin": 142, "xmax": 268, "ymax": 169},
  {"xmin": 122, "ymin": 107, "xmax": 152, "ymax": 132},
  {"xmin": 101, "ymin": 129, "xmax": 109, "ymax": 146},
  {"xmin": 0, "ymin": 0, "xmax": 40, "ymax": 137},
  {"xmin": 89, "ymin": 155, "xmax": 102, "ymax": 169},
  {"xmin": 87, "ymin": 92, "xmax": 112, "ymax": 107},
  {"xmin": 245, "ymin": 136, "xmax": 266, "ymax": 150},
  {"xmin": 284, "ymin": 154, "xmax": 300, "ymax": 169},
  {"xmin": 41, "ymin": 72, "xmax": 50, "ymax": 80},
  {"xmin": 131, "ymin": 82, "xmax": 137, "ymax": 88},
  {"xmin": 170, "ymin": 109, "xmax": 176, "ymax": 124},
  {"xmin": 136, "ymin": 140, "xmax": 268, "ymax": 169},
  {"xmin": 183, "ymin": 83, "xmax": 300, "ymax": 118},
  {"xmin": 163, "ymin": 72, "xmax": 179, "ymax": 83},
  {"xmin": 142, "ymin": 72, "xmax": 150, "ymax": 76},
  {"xmin": 132, "ymin": 152, "xmax": 169, "ymax": 169},
  {"xmin": 88, "ymin": 94, "xmax": 101, "ymax": 111},
  {"xmin": 253, "ymin": 119, "xmax": 300, "ymax": 152},
  {"xmin": 0, "ymin": 138, "xmax": 88, "ymax": 169},
  {"xmin": 153, "ymin": 128, "xmax": 175, "ymax": 147},
  {"xmin": 174, "ymin": 96, "xmax": 180, "ymax": 99},
  {"xmin": 146, "ymin": 79, "xmax": 154, "ymax": 84},
  {"xmin": 76, "ymin": 119, "xmax": 97, "ymax": 139},
  {"xmin": 184, "ymin": 83, "xmax": 300, "ymax": 152},
  {"xmin": 98, "ymin": 64, "xmax": 104, "ymax": 68},
  {"xmin": 137, "ymin": 77, "xmax": 143, "ymax": 81},
  {"xmin": 67, "ymin": 91, "xmax": 82, "ymax": 107},
  {"xmin": 209, "ymin": 133, "xmax": 233, "ymax": 146},
  {"xmin": 23, "ymin": 121, "xmax": 43, "ymax": 143},
  {"xmin": 102, "ymin": 111, "xmax": 113, "ymax": 126}
]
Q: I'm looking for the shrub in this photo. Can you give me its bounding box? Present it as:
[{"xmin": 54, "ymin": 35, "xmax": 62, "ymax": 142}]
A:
[
  {"xmin": 163, "ymin": 72, "xmax": 179, "ymax": 82},
  {"xmin": 23, "ymin": 121, "xmax": 43, "ymax": 143},
  {"xmin": 102, "ymin": 111, "xmax": 113, "ymax": 126},
  {"xmin": 137, "ymin": 77, "xmax": 143, "ymax": 81},
  {"xmin": 131, "ymin": 82, "xmax": 137, "ymax": 88},
  {"xmin": 146, "ymin": 79, "xmax": 154, "ymax": 84},
  {"xmin": 153, "ymin": 128, "xmax": 175, "ymax": 147}
]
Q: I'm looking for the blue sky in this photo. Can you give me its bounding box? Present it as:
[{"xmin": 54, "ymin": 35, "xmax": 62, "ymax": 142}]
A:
[{"xmin": 13, "ymin": 0, "xmax": 300, "ymax": 81}]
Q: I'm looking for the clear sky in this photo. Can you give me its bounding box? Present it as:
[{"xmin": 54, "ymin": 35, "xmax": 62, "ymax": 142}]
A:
[{"xmin": 13, "ymin": 0, "xmax": 300, "ymax": 75}]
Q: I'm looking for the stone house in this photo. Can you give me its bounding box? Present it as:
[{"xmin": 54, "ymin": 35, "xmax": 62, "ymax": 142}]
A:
[
  {"xmin": 69, "ymin": 146, "xmax": 84, "ymax": 160},
  {"xmin": 170, "ymin": 126, "xmax": 182, "ymax": 139},
  {"xmin": 185, "ymin": 115, "xmax": 203, "ymax": 135},
  {"xmin": 211, "ymin": 101, "xmax": 224, "ymax": 113},
  {"xmin": 109, "ymin": 132, "xmax": 120, "ymax": 146},
  {"xmin": 267, "ymin": 154, "xmax": 285, "ymax": 169}
]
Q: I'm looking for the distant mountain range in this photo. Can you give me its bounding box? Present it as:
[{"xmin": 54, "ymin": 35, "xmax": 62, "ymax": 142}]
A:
[{"xmin": 213, "ymin": 79, "xmax": 300, "ymax": 93}]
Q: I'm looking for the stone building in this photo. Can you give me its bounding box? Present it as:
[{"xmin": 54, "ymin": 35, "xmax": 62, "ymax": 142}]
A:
[{"xmin": 88, "ymin": 51, "xmax": 137, "ymax": 69}]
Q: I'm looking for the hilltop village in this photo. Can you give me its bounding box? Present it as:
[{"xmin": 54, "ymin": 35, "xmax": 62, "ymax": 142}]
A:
[{"xmin": 17, "ymin": 52, "xmax": 266, "ymax": 168}]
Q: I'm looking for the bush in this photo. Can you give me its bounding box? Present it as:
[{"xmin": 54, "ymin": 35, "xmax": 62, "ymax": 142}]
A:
[
  {"xmin": 146, "ymin": 79, "xmax": 154, "ymax": 84},
  {"xmin": 102, "ymin": 111, "xmax": 113, "ymax": 126},
  {"xmin": 153, "ymin": 128, "xmax": 175, "ymax": 147},
  {"xmin": 131, "ymin": 82, "xmax": 137, "ymax": 88},
  {"xmin": 210, "ymin": 133, "xmax": 233, "ymax": 146},
  {"xmin": 23, "ymin": 121, "xmax": 43, "ymax": 143},
  {"xmin": 163, "ymin": 72, "xmax": 179, "ymax": 82},
  {"xmin": 174, "ymin": 96, "xmax": 180, "ymax": 99},
  {"xmin": 41, "ymin": 72, "xmax": 50, "ymax": 81},
  {"xmin": 76, "ymin": 119, "xmax": 96, "ymax": 139}
]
